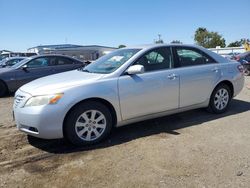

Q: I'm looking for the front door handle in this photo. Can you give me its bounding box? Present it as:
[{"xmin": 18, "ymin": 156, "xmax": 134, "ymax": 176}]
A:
[{"xmin": 168, "ymin": 74, "xmax": 178, "ymax": 80}]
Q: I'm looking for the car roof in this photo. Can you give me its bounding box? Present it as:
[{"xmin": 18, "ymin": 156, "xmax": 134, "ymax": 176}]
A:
[
  {"xmin": 29, "ymin": 54, "xmax": 83, "ymax": 62},
  {"xmin": 31, "ymin": 54, "xmax": 76, "ymax": 58},
  {"xmin": 238, "ymin": 51, "xmax": 250, "ymax": 57},
  {"xmin": 124, "ymin": 43, "xmax": 202, "ymax": 50},
  {"xmin": 5, "ymin": 57, "xmax": 27, "ymax": 60}
]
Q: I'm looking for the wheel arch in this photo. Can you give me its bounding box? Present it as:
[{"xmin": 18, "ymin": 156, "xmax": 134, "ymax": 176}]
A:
[
  {"xmin": 0, "ymin": 79, "xmax": 9, "ymax": 93},
  {"xmin": 214, "ymin": 80, "xmax": 234, "ymax": 97},
  {"xmin": 63, "ymin": 97, "xmax": 117, "ymax": 137}
]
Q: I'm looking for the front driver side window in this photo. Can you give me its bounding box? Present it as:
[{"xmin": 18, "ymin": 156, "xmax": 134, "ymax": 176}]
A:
[
  {"xmin": 26, "ymin": 57, "xmax": 50, "ymax": 68},
  {"xmin": 135, "ymin": 47, "xmax": 172, "ymax": 72},
  {"xmin": 7, "ymin": 59, "xmax": 21, "ymax": 66}
]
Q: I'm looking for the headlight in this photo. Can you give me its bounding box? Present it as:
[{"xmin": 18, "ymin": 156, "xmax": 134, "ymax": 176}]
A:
[{"xmin": 24, "ymin": 93, "xmax": 63, "ymax": 107}]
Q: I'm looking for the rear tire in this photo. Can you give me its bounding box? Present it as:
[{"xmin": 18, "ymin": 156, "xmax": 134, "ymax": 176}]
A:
[
  {"xmin": 0, "ymin": 81, "xmax": 7, "ymax": 97},
  {"xmin": 244, "ymin": 68, "xmax": 250, "ymax": 76},
  {"xmin": 207, "ymin": 84, "xmax": 232, "ymax": 114},
  {"xmin": 64, "ymin": 101, "xmax": 112, "ymax": 146}
]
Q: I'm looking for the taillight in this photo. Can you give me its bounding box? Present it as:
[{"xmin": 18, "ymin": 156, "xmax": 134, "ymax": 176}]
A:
[
  {"xmin": 235, "ymin": 56, "xmax": 240, "ymax": 61},
  {"xmin": 237, "ymin": 65, "xmax": 244, "ymax": 73}
]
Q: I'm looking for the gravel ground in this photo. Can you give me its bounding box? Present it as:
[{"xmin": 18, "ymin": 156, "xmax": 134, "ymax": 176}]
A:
[{"xmin": 0, "ymin": 77, "xmax": 249, "ymax": 188}]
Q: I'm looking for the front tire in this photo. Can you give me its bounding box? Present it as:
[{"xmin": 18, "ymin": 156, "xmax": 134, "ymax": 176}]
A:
[
  {"xmin": 64, "ymin": 101, "xmax": 112, "ymax": 146},
  {"xmin": 208, "ymin": 84, "xmax": 232, "ymax": 114},
  {"xmin": 0, "ymin": 81, "xmax": 7, "ymax": 97}
]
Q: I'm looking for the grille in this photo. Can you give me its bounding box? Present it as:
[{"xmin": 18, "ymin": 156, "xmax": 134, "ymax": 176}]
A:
[{"xmin": 14, "ymin": 95, "xmax": 26, "ymax": 108}]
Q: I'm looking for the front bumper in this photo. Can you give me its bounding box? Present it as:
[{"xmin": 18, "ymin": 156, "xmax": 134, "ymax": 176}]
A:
[{"xmin": 13, "ymin": 90, "xmax": 65, "ymax": 139}]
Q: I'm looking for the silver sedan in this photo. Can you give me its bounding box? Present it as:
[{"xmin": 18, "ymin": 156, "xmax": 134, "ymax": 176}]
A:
[{"xmin": 13, "ymin": 44, "xmax": 245, "ymax": 145}]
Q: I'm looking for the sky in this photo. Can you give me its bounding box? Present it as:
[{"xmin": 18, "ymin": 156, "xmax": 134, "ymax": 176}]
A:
[{"xmin": 0, "ymin": 0, "xmax": 249, "ymax": 51}]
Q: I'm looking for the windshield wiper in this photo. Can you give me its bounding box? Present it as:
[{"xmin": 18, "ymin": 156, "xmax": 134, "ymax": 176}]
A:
[
  {"xmin": 78, "ymin": 68, "xmax": 94, "ymax": 73},
  {"xmin": 82, "ymin": 69, "xmax": 90, "ymax": 72}
]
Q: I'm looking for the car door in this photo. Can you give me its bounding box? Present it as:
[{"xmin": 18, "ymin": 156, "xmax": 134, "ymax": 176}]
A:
[
  {"xmin": 173, "ymin": 46, "xmax": 221, "ymax": 108},
  {"xmin": 118, "ymin": 47, "xmax": 179, "ymax": 120},
  {"xmin": 52, "ymin": 57, "xmax": 81, "ymax": 74},
  {"xmin": 15, "ymin": 57, "xmax": 54, "ymax": 89}
]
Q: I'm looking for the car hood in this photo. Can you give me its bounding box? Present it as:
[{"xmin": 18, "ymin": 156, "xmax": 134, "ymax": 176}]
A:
[
  {"xmin": 0, "ymin": 67, "xmax": 13, "ymax": 73},
  {"xmin": 20, "ymin": 70, "xmax": 105, "ymax": 95}
]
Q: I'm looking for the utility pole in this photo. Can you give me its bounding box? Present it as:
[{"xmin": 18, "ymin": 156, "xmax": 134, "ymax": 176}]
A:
[
  {"xmin": 154, "ymin": 34, "xmax": 164, "ymax": 44},
  {"xmin": 158, "ymin": 34, "xmax": 162, "ymax": 42}
]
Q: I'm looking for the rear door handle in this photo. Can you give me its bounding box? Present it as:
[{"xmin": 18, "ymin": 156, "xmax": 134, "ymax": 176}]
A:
[
  {"xmin": 168, "ymin": 73, "xmax": 178, "ymax": 80},
  {"xmin": 212, "ymin": 67, "xmax": 220, "ymax": 72}
]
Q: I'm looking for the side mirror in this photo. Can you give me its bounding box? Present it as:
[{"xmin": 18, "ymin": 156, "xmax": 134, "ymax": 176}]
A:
[
  {"xmin": 126, "ymin": 65, "xmax": 145, "ymax": 75},
  {"xmin": 22, "ymin": 64, "xmax": 28, "ymax": 70}
]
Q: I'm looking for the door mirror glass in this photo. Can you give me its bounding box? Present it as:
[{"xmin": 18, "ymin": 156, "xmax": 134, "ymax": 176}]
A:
[
  {"xmin": 22, "ymin": 64, "xmax": 28, "ymax": 70},
  {"xmin": 126, "ymin": 65, "xmax": 145, "ymax": 75}
]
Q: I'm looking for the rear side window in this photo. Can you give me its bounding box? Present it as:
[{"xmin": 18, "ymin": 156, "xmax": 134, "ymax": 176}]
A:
[
  {"xmin": 176, "ymin": 47, "xmax": 215, "ymax": 67},
  {"xmin": 135, "ymin": 47, "xmax": 173, "ymax": 72},
  {"xmin": 56, "ymin": 57, "xmax": 74, "ymax": 65}
]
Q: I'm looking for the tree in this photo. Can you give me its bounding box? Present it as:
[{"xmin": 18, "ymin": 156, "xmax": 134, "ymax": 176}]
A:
[
  {"xmin": 228, "ymin": 38, "xmax": 250, "ymax": 47},
  {"xmin": 155, "ymin": 39, "xmax": 164, "ymax": 44},
  {"xmin": 171, "ymin": 40, "xmax": 182, "ymax": 44},
  {"xmin": 155, "ymin": 40, "xmax": 164, "ymax": 44},
  {"xmin": 227, "ymin": 41, "xmax": 242, "ymax": 47},
  {"xmin": 118, "ymin": 45, "xmax": 126, "ymax": 48},
  {"xmin": 194, "ymin": 27, "xmax": 226, "ymax": 48}
]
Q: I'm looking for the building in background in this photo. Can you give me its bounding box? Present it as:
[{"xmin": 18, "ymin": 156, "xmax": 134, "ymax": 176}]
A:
[
  {"xmin": 0, "ymin": 50, "xmax": 12, "ymax": 54},
  {"xmin": 27, "ymin": 44, "xmax": 117, "ymax": 61}
]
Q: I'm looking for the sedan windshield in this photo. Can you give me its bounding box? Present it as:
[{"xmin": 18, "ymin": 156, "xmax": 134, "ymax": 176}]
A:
[
  {"xmin": 82, "ymin": 49, "xmax": 141, "ymax": 74},
  {"xmin": 0, "ymin": 59, "xmax": 7, "ymax": 65},
  {"xmin": 0, "ymin": 54, "xmax": 9, "ymax": 61}
]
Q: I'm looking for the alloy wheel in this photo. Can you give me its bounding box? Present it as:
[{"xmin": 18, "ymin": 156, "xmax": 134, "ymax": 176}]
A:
[
  {"xmin": 214, "ymin": 88, "xmax": 229, "ymax": 110},
  {"xmin": 75, "ymin": 110, "xmax": 106, "ymax": 141}
]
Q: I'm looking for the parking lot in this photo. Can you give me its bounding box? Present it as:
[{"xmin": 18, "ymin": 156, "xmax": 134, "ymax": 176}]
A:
[{"xmin": 0, "ymin": 76, "xmax": 249, "ymax": 188}]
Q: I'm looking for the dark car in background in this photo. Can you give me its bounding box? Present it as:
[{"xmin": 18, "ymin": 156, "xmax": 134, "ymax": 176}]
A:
[
  {"xmin": 224, "ymin": 52, "xmax": 241, "ymax": 60},
  {"xmin": 0, "ymin": 54, "xmax": 85, "ymax": 97},
  {"xmin": 234, "ymin": 51, "xmax": 250, "ymax": 76},
  {"xmin": 0, "ymin": 57, "xmax": 26, "ymax": 68}
]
